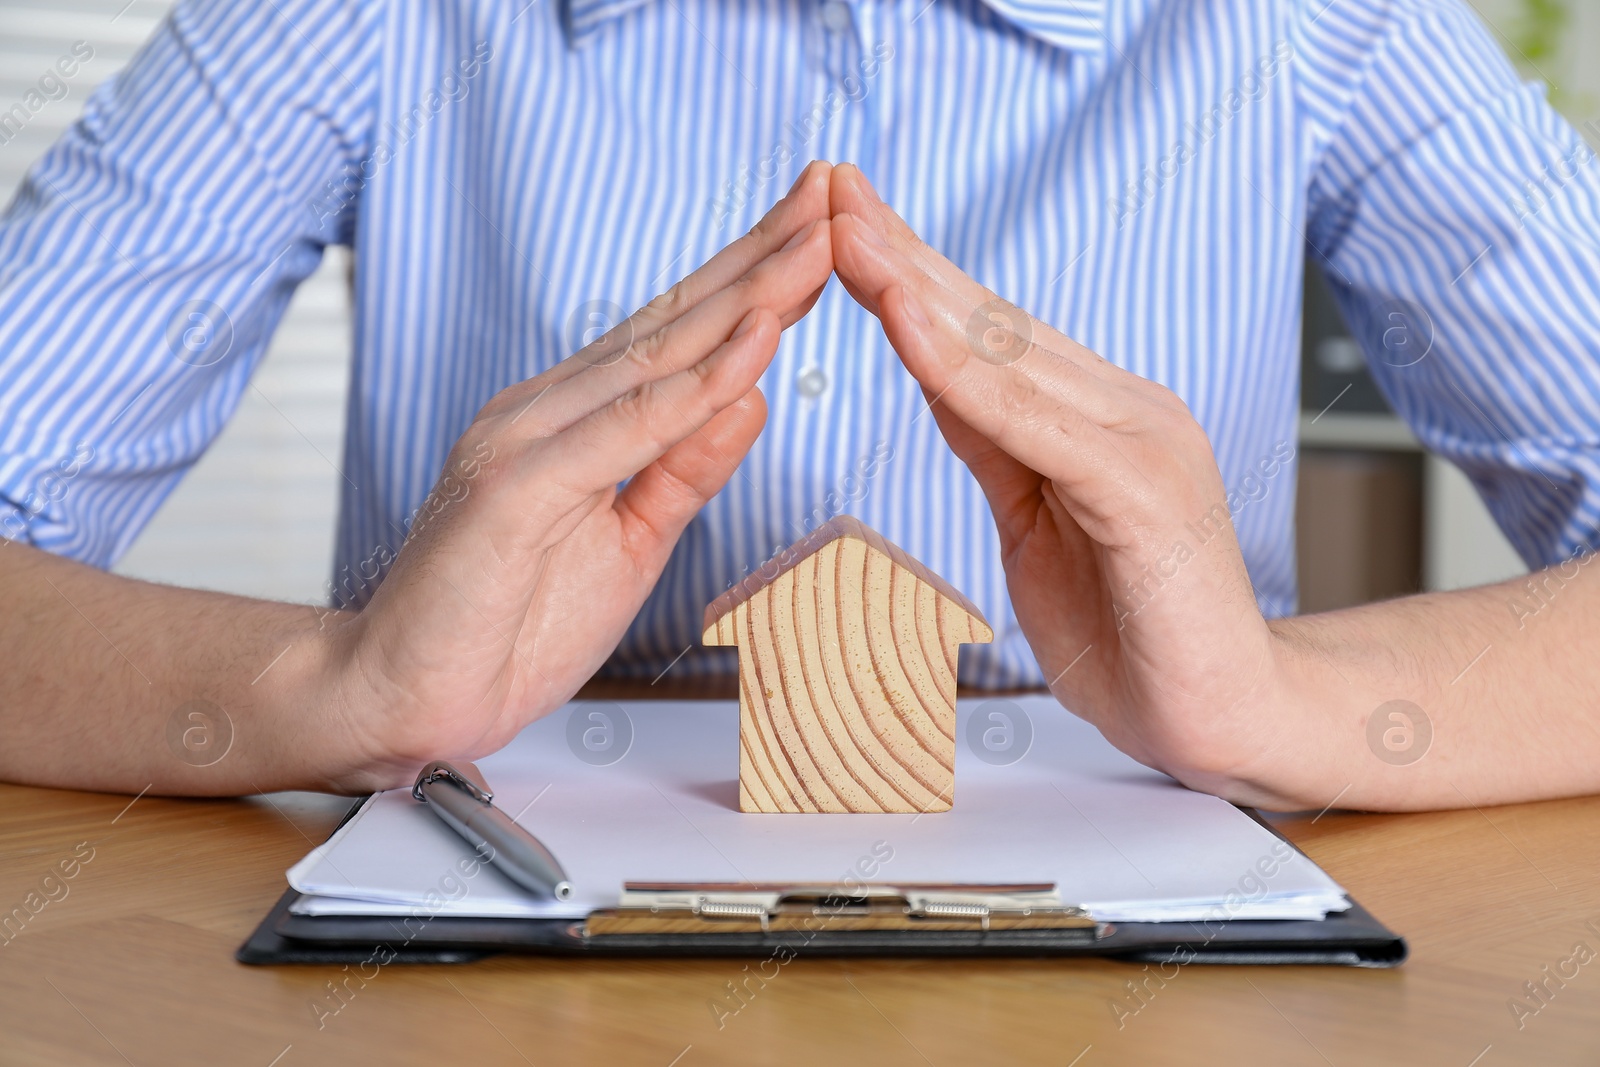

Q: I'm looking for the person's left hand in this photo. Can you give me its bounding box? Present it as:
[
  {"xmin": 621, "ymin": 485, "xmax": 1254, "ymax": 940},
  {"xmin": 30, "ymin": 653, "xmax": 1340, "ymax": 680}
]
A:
[{"xmin": 827, "ymin": 164, "xmax": 1304, "ymax": 805}]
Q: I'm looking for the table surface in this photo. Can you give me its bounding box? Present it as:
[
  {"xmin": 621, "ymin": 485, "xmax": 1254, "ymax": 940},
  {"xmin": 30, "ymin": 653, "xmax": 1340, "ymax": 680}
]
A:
[{"xmin": 2, "ymin": 683, "xmax": 1598, "ymax": 1067}]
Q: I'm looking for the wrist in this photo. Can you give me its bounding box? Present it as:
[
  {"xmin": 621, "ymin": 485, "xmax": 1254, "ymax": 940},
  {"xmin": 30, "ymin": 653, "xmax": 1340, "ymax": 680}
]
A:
[
  {"xmin": 267, "ymin": 605, "xmax": 404, "ymax": 794},
  {"xmin": 1213, "ymin": 620, "xmax": 1361, "ymax": 811},
  {"xmin": 1153, "ymin": 623, "xmax": 1349, "ymax": 811}
]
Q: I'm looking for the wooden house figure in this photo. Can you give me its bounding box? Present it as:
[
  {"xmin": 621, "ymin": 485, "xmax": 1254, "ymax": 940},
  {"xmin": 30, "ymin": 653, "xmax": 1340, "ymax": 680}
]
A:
[{"xmin": 703, "ymin": 516, "xmax": 993, "ymax": 814}]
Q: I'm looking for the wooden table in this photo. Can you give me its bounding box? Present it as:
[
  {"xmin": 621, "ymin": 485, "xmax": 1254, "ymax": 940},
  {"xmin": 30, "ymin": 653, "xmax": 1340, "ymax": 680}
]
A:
[{"xmin": 3, "ymin": 684, "xmax": 1598, "ymax": 1066}]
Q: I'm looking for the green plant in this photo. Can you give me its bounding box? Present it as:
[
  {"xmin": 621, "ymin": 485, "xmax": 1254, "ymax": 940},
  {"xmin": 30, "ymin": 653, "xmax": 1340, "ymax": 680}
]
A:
[
  {"xmin": 1512, "ymin": 0, "xmax": 1569, "ymax": 65},
  {"xmin": 1508, "ymin": 0, "xmax": 1590, "ymax": 116}
]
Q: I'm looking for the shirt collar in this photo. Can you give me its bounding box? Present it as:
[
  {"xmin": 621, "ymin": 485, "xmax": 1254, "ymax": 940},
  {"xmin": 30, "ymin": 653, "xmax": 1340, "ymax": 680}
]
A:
[
  {"xmin": 980, "ymin": 0, "xmax": 1107, "ymax": 55},
  {"xmin": 564, "ymin": 0, "xmax": 654, "ymax": 44},
  {"xmin": 562, "ymin": 0, "xmax": 1107, "ymax": 56}
]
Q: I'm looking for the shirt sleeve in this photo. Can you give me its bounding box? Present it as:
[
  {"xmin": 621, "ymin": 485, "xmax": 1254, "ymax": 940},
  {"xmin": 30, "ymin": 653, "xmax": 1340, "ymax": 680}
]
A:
[
  {"xmin": 0, "ymin": 0, "xmax": 379, "ymax": 565},
  {"xmin": 1296, "ymin": 0, "xmax": 1600, "ymax": 569}
]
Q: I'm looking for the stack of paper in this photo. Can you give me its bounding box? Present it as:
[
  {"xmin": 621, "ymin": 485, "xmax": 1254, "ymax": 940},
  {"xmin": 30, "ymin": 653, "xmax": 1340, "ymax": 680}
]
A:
[{"xmin": 287, "ymin": 696, "xmax": 1348, "ymax": 925}]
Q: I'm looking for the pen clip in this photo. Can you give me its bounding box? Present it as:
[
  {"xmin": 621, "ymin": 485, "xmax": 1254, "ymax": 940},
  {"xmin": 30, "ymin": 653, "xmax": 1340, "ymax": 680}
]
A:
[{"xmin": 412, "ymin": 760, "xmax": 494, "ymax": 804}]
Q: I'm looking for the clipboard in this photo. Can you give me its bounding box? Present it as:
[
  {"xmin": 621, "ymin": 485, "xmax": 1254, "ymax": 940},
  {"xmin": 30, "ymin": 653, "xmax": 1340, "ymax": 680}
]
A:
[{"xmin": 237, "ymin": 801, "xmax": 1406, "ymax": 966}]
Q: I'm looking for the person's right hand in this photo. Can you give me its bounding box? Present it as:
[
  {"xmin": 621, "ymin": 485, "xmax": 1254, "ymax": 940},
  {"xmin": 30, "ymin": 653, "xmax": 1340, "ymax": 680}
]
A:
[{"xmin": 317, "ymin": 163, "xmax": 835, "ymax": 792}]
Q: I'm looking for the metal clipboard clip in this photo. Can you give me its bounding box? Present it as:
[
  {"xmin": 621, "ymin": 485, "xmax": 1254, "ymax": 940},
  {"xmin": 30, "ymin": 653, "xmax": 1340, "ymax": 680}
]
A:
[{"xmin": 584, "ymin": 882, "xmax": 1103, "ymax": 938}]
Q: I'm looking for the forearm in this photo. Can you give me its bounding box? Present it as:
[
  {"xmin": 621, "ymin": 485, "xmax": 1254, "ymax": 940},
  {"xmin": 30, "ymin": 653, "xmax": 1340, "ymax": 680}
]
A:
[
  {"xmin": 1216, "ymin": 559, "xmax": 1600, "ymax": 812},
  {"xmin": 0, "ymin": 541, "xmax": 361, "ymax": 796}
]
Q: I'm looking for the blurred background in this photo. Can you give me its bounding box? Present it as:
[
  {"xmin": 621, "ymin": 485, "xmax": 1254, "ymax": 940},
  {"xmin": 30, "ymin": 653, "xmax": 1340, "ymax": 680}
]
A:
[{"xmin": 2, "ymin": 0, "xmax": 1595, "ymax": 612}]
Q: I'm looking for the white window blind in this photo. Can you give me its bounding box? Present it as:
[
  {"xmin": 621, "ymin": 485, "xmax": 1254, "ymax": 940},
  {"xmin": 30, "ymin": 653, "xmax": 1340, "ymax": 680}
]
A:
[{"xmin": 0, "ymin": 0, "xmax": 353, "ymax": 605}]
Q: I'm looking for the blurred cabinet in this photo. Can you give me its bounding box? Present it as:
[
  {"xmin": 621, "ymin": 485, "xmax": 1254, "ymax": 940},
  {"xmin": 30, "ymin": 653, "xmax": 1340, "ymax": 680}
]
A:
[
  {"xmin": 1294, "ymin": 446, "xmax": 1422, "ymax": 614},
  {"xmin": 1296, "ymin": 263, "xmax": 1526, "ymax": 612}
]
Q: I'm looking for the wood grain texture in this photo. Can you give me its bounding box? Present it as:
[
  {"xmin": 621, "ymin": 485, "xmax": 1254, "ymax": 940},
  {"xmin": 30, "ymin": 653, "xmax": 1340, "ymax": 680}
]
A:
[
  {"xmin": 703, "ymin": 517, "xmax": 992, "ymax": 814},
  {"xmin": 4, "ymin": 685, "xmax": 1600, "ymax": 1066},
  {"xmin": 3, "ymin": 687, "xmax": 1600, "ymax": 1062}
]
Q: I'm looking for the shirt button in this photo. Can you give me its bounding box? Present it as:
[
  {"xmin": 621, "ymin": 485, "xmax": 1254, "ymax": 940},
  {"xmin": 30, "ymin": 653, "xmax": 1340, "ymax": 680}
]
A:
[
  {"xmin": 819, "ymin": 0, "xmax": 852, "ymax": 33},
  {"xmin": 796, "ymin": 366, "xmax": 828, "ymax": 398}
]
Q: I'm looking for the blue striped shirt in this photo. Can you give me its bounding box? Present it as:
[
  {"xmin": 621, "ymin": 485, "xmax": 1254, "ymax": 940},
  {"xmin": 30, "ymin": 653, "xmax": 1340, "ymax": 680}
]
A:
[{"xmin": 3, "ymin": 0, "xmax": 1600, "ymax": 687}]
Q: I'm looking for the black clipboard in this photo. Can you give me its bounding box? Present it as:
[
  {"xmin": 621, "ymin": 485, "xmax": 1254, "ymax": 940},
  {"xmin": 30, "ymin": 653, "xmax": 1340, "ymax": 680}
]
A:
[{"xmin": 237, "ymin": 801, "xmax": 1406, "ymax": 967}]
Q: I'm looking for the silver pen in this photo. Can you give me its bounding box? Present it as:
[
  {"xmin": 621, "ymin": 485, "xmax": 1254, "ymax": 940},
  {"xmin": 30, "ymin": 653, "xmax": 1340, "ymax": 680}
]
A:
[{"xmin": 412, "ymin": 761, "xmax": 573, "ymax": 901}]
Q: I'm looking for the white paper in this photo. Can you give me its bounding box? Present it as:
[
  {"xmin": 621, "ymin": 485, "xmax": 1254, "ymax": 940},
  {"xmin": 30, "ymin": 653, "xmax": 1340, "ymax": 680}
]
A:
[{"xmin": 287, "ymin": 696, "xmax": 1347, "ymax": 924}]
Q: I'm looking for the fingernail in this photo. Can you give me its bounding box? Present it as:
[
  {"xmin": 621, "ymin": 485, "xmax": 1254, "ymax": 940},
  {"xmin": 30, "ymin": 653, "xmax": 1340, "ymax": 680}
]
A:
[
  {"xmin": 781, "ymin": 220, "xmax": 818, "ymax": 252},
  {"xmin": 849, "ymin": 165, "xmax": 882, "ymax": 201},
  {"xmin": 731, "ymin": 308, "xmax": 761, "ymax": 339},
  {"xmin": 786, "ymin": 162, "xmax": 816, "ymax": 197},
  {"xmin": 901, "ymin": 289, "xmax": 931, "ymax": 328},
  {"xmin": 856, "ymin": 218, "xmax": 889, "ymax": 249}
]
